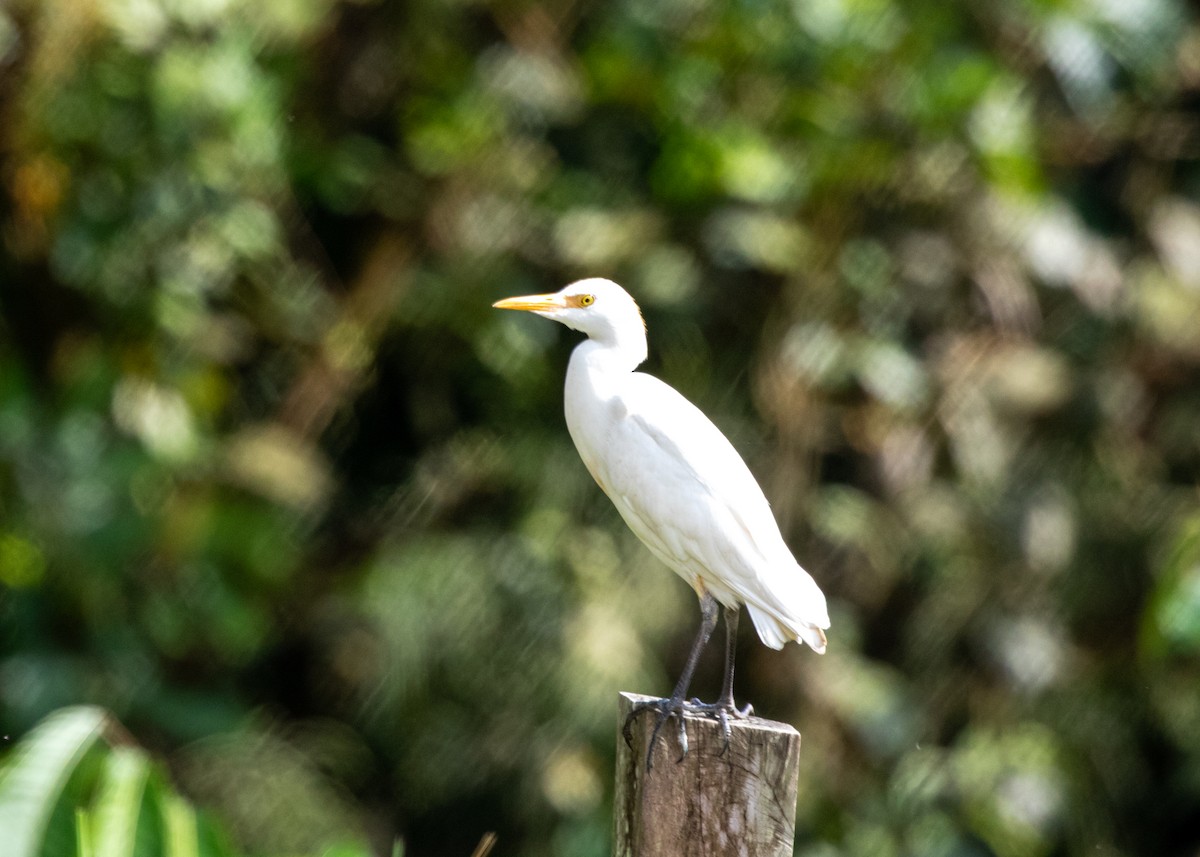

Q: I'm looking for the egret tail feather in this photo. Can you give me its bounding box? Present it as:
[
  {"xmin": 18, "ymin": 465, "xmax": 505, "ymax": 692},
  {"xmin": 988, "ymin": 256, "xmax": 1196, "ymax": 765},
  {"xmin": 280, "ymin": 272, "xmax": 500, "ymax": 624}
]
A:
[{"xmin": 746, "ymin": 603, "xmax": 828, "ymax": 654}]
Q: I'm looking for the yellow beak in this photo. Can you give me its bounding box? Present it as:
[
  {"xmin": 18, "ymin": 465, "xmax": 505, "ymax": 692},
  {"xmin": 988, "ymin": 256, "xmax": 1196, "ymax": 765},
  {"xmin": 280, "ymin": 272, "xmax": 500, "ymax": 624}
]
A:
[{"xmin": 492, "ymin": 293, "xmax": 567, "ymax": 312}]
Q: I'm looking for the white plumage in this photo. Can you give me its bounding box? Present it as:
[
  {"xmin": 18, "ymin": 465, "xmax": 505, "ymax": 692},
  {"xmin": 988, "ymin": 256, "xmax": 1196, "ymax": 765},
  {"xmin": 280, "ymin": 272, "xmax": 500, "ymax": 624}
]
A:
[{"xmin": 494, "ymin": 278, "xmax": 828, "ymax": 753}]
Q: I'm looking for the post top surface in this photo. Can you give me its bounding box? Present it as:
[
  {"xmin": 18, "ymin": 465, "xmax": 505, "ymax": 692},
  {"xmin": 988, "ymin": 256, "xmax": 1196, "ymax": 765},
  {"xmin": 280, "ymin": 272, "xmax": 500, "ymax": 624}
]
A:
[{"xmin": 618, "ymin": 691, "xmax": 801, "ymax": 739}]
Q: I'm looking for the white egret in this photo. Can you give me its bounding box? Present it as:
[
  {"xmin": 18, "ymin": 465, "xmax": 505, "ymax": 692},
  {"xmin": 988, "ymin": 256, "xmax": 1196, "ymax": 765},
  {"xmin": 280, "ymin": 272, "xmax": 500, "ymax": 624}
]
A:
[{"xmin": 494, "ymin": 278, "xmax": 829, "ymax": 764}]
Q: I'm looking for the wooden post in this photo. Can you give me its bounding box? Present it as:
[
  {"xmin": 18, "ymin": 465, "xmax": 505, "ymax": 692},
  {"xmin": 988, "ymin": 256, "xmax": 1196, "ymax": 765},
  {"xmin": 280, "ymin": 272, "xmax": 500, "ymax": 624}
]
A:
[{"xmin": 613, "ymin": 692, "xmax": 801, "ymax": 857}]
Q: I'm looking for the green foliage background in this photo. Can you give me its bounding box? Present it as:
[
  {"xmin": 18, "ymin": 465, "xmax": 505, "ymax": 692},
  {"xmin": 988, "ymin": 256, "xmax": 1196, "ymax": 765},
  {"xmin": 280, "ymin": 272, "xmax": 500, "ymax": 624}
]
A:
[{"xmin": 2, "ymin": 0, "xmax": 1200, "ymax": 854}]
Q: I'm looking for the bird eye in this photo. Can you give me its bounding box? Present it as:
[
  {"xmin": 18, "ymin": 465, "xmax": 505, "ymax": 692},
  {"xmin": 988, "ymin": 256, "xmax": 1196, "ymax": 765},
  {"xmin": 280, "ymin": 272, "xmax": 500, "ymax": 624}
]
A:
[{"xmin": 580, "ymin": 294, "xmax": 595, "ymax": 306}]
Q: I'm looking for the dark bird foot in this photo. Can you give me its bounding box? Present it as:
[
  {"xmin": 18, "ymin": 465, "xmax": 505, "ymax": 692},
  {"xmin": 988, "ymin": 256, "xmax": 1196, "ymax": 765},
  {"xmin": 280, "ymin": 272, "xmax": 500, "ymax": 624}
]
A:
[
  {"xmin": 686, "ymin": 697, "xmax": 753, "ymax": 755},
  {"xmin": 623, "ymin": 697, "xmax": 689, "ymax": 771},
  {"xmin": 623, "ymin": 696, "xmax": 754, "ymax": 770}
]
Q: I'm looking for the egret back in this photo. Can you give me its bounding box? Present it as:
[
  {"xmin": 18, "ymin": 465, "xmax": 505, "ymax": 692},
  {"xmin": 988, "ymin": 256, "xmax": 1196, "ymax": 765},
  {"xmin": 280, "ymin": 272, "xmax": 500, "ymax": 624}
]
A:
[{"xmin": 564, "ymin": 343, "xmax": 829, "ymax": 651}]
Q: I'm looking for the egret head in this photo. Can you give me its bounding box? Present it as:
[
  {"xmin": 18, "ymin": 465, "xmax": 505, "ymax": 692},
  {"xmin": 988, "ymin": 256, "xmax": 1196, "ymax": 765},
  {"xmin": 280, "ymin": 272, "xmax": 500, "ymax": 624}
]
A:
[{"xmin": 493, "ymin": 278, "xmax": 647, "ymax": 360}]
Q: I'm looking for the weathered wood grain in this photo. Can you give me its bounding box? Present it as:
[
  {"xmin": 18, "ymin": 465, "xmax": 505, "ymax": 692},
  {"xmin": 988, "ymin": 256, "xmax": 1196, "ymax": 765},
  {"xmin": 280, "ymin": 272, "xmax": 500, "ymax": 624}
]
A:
[{"xmin": 613, "ymin": 692, "xmax": 801, "ymax": 857}]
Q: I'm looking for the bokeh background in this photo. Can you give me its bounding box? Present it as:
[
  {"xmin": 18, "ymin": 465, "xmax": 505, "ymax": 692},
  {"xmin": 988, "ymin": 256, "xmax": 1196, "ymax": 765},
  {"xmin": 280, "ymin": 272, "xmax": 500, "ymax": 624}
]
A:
[{"xmin": 3, "ymin": 0, "xmax": 1200, "ymax": 854}]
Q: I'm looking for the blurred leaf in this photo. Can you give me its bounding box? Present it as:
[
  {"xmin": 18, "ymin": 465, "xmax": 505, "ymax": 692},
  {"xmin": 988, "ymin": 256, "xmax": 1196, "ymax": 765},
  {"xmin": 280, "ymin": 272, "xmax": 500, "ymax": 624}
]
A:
[
  {"xmin": 1146, "ymin": 515, "xmax": 1200, "ymax": 656},
  {"xmin": 91, "ymin": 748, "xmax": 156, "ymax": 857},
  {"xmin": 0, "ymin": 709, "xmax": 248, "ymax": 857},
  {"xmin": 0, "ymin": 706, "xmax": 107, "ymax": 857}
]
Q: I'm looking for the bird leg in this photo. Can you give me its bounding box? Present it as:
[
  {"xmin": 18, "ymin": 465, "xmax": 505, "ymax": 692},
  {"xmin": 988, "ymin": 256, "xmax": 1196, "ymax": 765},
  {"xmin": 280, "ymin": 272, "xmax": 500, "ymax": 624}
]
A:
[
  {"xmin": 623, "ymin": 590, "xmax": 719, "ymax": 771},
  {"xmin": 687, "ymin": 605, "xmax": 753, "ymax": 754}
]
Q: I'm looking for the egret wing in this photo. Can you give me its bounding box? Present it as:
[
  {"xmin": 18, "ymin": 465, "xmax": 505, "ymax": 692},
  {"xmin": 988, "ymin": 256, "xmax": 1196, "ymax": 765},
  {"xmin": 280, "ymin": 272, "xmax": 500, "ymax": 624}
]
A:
[{"xmin": 578, "ymin": 372, "xmax": 829, "ymax": 647}]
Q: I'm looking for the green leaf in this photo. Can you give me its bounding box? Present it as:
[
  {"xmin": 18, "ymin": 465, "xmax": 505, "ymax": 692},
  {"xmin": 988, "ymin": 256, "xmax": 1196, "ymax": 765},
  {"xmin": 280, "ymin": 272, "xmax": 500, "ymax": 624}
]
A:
[
  {"xmin": 93, "ymin": 747, "xmax": 152, "ymax": 857},
  {"xmin": 77, "ymin": 807, "xmax": 95, "ymax": 857},
  {"xmin": 162, "ymin": 793, "xmax": 200, "ymax": 857},
  {"xmin": 0, "ymin": 706, "xmax": 108, "ymax": 857}
]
